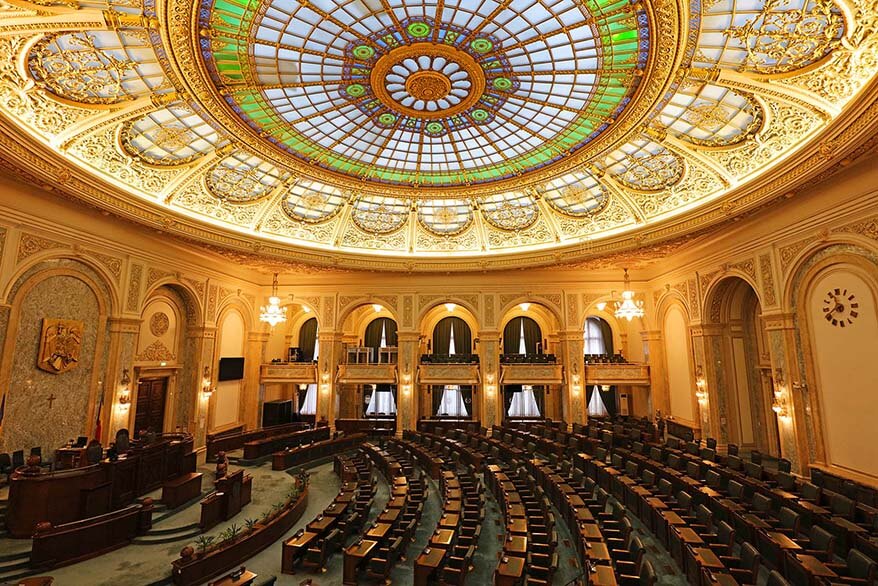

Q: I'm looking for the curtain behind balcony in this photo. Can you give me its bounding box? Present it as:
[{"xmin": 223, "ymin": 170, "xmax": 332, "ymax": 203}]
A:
[
  {"xmin": 433, "ymin": 316, "xmax": 471, "ymax": 355},
  {"xmin": 503, "ymin": 317, "xmax": 541, "ymax": 354},
  {"xmin": 300, "ymin": 317, "xmax": 318, "ymax": 361},
  {"xmin": 364, "ymin": 318, "xmax": 397, "ymax": 360}
]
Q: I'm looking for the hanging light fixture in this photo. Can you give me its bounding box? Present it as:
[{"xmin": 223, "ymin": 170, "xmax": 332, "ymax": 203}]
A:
[
  {"xmin": 259, "ymin": 273, "xmax": 287, "ymax": 328},
  {"xmin": 613, "ymin": 268, "xmax": 645, "ymax": 321}
]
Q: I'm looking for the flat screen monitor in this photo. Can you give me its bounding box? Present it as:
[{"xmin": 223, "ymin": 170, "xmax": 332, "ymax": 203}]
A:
[{"xmin": 218, "ymin": 357, "xmax": 245, "ymax": 381}]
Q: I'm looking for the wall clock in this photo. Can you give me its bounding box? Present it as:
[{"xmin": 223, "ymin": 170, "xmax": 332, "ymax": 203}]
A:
[{"xmin": 822, "ymin": 288, "xmax": 859, "ymax": 327}]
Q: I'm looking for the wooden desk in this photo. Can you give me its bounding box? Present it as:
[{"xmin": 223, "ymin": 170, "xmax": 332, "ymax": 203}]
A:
[
  {"xmin": 439, "ymin": 513, "xmax": 460, "ymax": 529},
  {"xmin": 307, "ymin": 515, "xmax": 336, "ymax": 534},
  {"xmin": 590, "ymin": 564, "xmax": 619, "ymax": 585},
  {"xmin": 344, "ymin": 540, "xmax": 377, "ymax": 585},
  {"xmin": 378, "ymin": 508, "xmax": 401, "ymax": 524},
  {"xmin": 366, "ymin": 523, "xmax": 392, "ymax": 540},
  {"xmin": 766, "ymin": 532, "xmax": 801, "ymax": 551},
  {"xmin": 689, "ymin": 547, "xmax": 725, "ymax": 585},
  {"xmin": 209, "ymin": 570, "xmax": 257, "ymax": 586},
  {"xmin": 504, "ymin": 535, "xmax": 528, "ymax": 556},
  {"xmin": 430, "ymin": 528, "xmax": 455, "ymax": 549},
  {"xmin": 586, "ymin": 541, "xmax": 612, "ymax": 564},
  {"xmin": 507, "ymin": 504, "xmax": 526, "ymax": 518},
  {"xmin": 495, "ymin": 555, "xmax": 525, "ymax": 586},
  {"xmin": 323, "ymin": 502, "xmax": 349, "ymax": 517},
  {"xmin": 580, "ymin": 523, "xmax": 603, "ymax": 540},
  {"xmin": 282, "ymin": 531, "xmax": 318, "ymax": 573},
  {"xmin": 415, "ymin": 547, "xmax": 445, "ymax": 586},
  {"xmin": 386, "ymin": 496, "xmax": 407, "ymax": 509},
  {"xmin": 507, "ymin": 517, "xmax": 528, "ymax": 535},
  {"xmin": 575, "ymin": 507, "xmax": 595, "ymax": 523},
  {"xmin": 795, "ymin": 554, "xmax": 837, "ymax": 579}
]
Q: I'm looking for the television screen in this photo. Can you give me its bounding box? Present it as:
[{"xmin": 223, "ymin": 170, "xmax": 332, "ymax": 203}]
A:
[{"xmin": 218, "ymin": 357, "xmax": 245, "ymax": 381}]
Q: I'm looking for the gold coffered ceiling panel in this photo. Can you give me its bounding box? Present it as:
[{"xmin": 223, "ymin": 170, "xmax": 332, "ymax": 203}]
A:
[{"xmin": 0, "ymin": 0, "xmax": 876, "ymax": 270}]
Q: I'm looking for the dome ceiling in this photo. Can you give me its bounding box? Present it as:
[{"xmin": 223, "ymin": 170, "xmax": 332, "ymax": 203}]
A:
[{"xmin": 0, "ymin": 0, "xmax": 877, "ymax": 270}]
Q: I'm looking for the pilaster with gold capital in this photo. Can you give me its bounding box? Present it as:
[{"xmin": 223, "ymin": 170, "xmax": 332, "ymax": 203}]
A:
[
  {"xmin": 640, "ymin": 330, "xmax": 670, "ymax": 420},
  {"xmin": 242, "ymin": 331, "xmax": 270, "ymax": 430},
  {"xmin": 761, "ymin": 312, "xmax": 808, "ymax": 474},
  {"xmin": 316, "ymin": 331, "xmax": 344, "ymax": 429},
  {"xmin": 690, "ymin": 324, "xmax": 723, "ymax": 442},
  {"xmin": 477, "ymin": 331, "xmax": 501, "ymax": 430},
  {"xmin": 396, "ymin": 331, "xmax": 420, "ymax": 435},
  {"xmin": 558, "ymin": 330, "xmax": 585, "ymax": 426},
  {"xmin": 104, "ymin": 317, "xmax": 141, "ymax": 442}
]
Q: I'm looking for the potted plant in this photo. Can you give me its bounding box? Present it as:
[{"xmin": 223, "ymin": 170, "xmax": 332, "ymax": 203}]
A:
[{"xmin": 194, "ymin": 535, "xmax": 215, "ymax": 558}]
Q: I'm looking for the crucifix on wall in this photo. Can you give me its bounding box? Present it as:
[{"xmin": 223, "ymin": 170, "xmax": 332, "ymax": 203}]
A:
[{"xmin": 46, "ymin": 393, "xmax": 57, "ymax": 409}]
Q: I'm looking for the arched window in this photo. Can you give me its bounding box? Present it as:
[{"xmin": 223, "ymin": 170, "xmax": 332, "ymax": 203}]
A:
[
  {"xmin": 299, "ymin": 317, "xmax": 319, "ymax": 361},
  {"xmin": 433, "ymin": 316, "xmax": 472, "ymax": 355},
  {"xmin": 364, "ymin": 317, "xmax": 397, "ymax": 361},
  {"xmin": 503, "ymin": 316, "xmax": 542, "ymax": 354},
  {"xmin": 507, "ymin": 384, "xmax": 542, "ymax": 417},
  {"xmin": 584, "ymin": 316, "xmax": 613, "ymax": 354}
]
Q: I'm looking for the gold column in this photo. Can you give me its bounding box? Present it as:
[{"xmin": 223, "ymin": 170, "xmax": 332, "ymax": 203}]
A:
[
  {"xmin": 396, "ymin": 331, "xmax": 419, "ymax": 436},
  {"xmin": 104, "ymin": 317, "xmax": 140, "ymax": 442},
  {"xmin": 242, "ymin": 331, "xmax": 269, "ymax": 430},
  {"xmin": 558, "ymin": 331, "xmax": 585, "ymax": 426},
  {"xmin": 316, "ymin": 331, "xmax": 342, "ymax": 429},
  {"xmin": 762, "ymin": 312, "xmax": 806, "ymax": 474},
  {"xmin": 478, "ymin": 330, "xmax": 501, "ymax": 429},
  {"xmin": 690, "ymin": 324, "xmax": 723, "ymax": 443},
  {"xmin": 640, "ymin": 329, "xmax": 670, "ymax": 419}
]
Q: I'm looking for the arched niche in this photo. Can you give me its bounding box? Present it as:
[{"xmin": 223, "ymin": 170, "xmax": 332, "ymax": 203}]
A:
[
  {"xmin": 583, "ymin": 315, "xmax": 615, "ymax": 355},
  {"xmin": 419, "ymin": 302, "xmax": 480, "ymax": 355},
  {"xmin": 0, "ymin": 259, "xmax": 112, "ymax": 456},
  {"xmin": 703, "ymin": 276, "xmax": 774, "ymax": 452},
  {"xmin": 498, "ymin": 302, "xmax": 559, "ymax": 354},
  {"xmin": 793, "ymin": 251, "xmax": 878, "ymax": 480},
  {"xmin": 264, "ymin": 303, "xmax": 316, "ymax": 363},
  {"xmin": 660, "ymin": 302, "xmax": 698, "ymax": 426},
  {"xmin": 211, "ymin": 308, "xmax": 246, "ymax": 431}
]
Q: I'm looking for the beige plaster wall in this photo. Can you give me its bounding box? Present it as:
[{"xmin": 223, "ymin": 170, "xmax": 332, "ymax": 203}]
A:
[
  {"xmin": 663, "ymin": 305, "xmax": 695, "ymax": 423},
  {"xmin": 808, "ymin": 268, "xmax": 878, "ymax": 479},
  {"xmin": 214, "ymin": 309, "xmax": 245, "ymax": 429}
]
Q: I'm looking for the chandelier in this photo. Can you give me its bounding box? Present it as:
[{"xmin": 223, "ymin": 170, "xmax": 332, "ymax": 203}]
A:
[
  {"xmin": 259, "ymin": 273, "xmax": 287, "ymax": 327},
  {"xmin": 613, "ymin": 268, "xmax": 644, "ymax": 321}
]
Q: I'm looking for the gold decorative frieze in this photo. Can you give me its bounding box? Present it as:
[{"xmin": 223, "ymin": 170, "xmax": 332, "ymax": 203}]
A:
[
  {"xmin": 500, "ymin": 363, "xmax": 563, "ymax": 384},
  {"xmin": 259, "ymin": 363, "xmax": 316, "ymax": 384},
  {"xmin": 585, "ymin": 363, "xmax": 650, "ymax": 385},
  {"xmin": 418, "ymin": 364, "xmax": 480, "ymax": 385},
  {"xmin": 337, "ymin": 363, "xmax": 397, "ymax": 384}
]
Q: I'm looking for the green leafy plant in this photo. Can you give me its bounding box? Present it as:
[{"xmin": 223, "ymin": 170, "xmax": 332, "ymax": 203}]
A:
[
  {"xmin": 221, "ymin": 523, "xmax": 241, "ymax": 542},
  {"xmin": 244, "ymin": 518, "xmax": 257, "ymax": 533},
  {"xmin": 194, "ymin": 535, "xmax": 215, "ymax": 555}
]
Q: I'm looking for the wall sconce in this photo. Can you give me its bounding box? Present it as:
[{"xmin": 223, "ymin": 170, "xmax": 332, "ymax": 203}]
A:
[
  {"xmin": 372, "ymin": 304, "xmax": 383, "ymax": 313},
  {"xmin": 444, "ymin": 303, "xmax": 456, "ymax": 312},
  {"xmin": 401, "ymin": 373, "xmax": 412, "ymax": 384},
  {"xmin": 319, "ymin": 384, "xmax": 330, "ymax": 396},
  {"xmin": 302, "ymin": 306, "xmax": 312, "ymax": 313},
  {"xmin": 694, "ymin": 366, "xmax": 708, "ymax": 404},
  {"xmin": 772, "ymin": 368, "xmax": 791, "ymax": 420},
  {"xmin": 401, "ymin": 384, "xmax": 412, "ymax": 395},
  {"xmin": 298, "ymin": 383, "xmax": 308, "ymax": 392},
  {"xmin": 486, "ymin": 373, "xmax": 495, "ymax": 385},
  {"xmin": 202, "ymin": 366, "xmax": 214, "ymax": 397},
  {"xmin": 117, "ymin": 368, "xmax": 131, "ymax": 410},
  {"xmin": 519, "ymin": 302, "xmax": 531, "ymax": 312},
  {"xmin": 595, "ymin": 301, "xmax": 607, "ymax": 312},
  {"xmin": 321, "ymin": 372, "xmax": 330, "ymax": 384}
]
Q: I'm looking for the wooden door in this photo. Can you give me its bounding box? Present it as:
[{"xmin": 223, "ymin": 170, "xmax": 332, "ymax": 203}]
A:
[{"xmin": 134, "ymin": 378, "xmax": 167, "ymax": 435}]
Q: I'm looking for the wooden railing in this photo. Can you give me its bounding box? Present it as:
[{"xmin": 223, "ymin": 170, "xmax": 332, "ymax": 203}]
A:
[
  {"xmin": 206, "ymin": 423, "xmax": 309, "ymax": 460},
  {"xmin": 171, "ymin": 485, "xmax": 309, "ymax": 586},
  {"xmin": 30, "ymin": 502, "xmax": 153, "ymax": 568}
]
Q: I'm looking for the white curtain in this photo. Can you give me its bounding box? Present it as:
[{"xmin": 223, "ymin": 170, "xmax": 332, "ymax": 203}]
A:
[
  {"xmin": 508, "ymin": 384, "xmax": 541, "ymax": 417},
  {"xmin": 449, "ymin": 321, "xmax": 456, "ymax": 355},
  {"xmin": 518, "ymin": 320, "xmax": 527, "ymax": 355},
  {"xmin": 380, "ymin": 322, "xmax": 387, "ymax": 348},
  {"xmin": 588, "ymin": 385, "xmax": 609, "ymax": 417},
  {"xmin": 584, "ymin": 318, "xmax": 606, "ymax": 354},
  {"xmin": 365, "ymin": 385, "xmax": 397, "ymax": 416},
  {"xmin": 299, "ymin": 384, "xmax": 317, "ymax": 415},
  {"xmin": 313, "ymin": 330, "xmax": 320, "ymax": 360},
  {"xmin": 437, "ymin": 385, "xmax": 468, "ymax": 417}
]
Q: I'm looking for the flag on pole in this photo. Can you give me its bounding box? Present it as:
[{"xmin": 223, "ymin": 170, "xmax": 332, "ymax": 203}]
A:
[{"xmin": 94, "ymin": 381, "xmax": 104, "ymax": 441}]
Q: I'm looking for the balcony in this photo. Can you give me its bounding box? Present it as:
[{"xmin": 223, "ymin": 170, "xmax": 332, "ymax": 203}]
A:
[
  {"xmin": 260, "ymin": 363, "xmax": 317, "ymax": 384},
  {"xmin": 337, "ymin": 363, "xmax": 397, "ymax": 384},
  {"xmin": 584, "ymin": 363, "xmax": 650, "ymax": 386},
  {"xmin": 418, "ymin": 363, "xmax": 480, "ymax": 385},
  {"xmin": 500, "ymin": 363, "xmax": 564, "ymax": 384}
]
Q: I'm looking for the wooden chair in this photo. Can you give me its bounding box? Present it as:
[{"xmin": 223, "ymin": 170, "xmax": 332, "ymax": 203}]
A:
[
  {"xmin": 718, "ymin": 542, "xmax": 761, "ymax": 585},
  {"xmin": 301, "ymin": 528, "xmax": 342, "ymax": 572},
  {"xmin": 795, "ymin": 525, "xmax": 836, "ymax": 561},
  {"xmin": 825, "ymin": 549, "xmax": 877, "ymax": 585}
]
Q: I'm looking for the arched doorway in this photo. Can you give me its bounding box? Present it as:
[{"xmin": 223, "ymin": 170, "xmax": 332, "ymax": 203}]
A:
[{"xmin": 706, "ymin": 277, "xmax": 776, "ymax": 454}]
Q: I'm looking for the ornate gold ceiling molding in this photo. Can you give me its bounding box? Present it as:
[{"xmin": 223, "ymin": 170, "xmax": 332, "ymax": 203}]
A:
[{"xmin": 158, "ymin": 0, "xmax": 686, "ymax": 199}]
